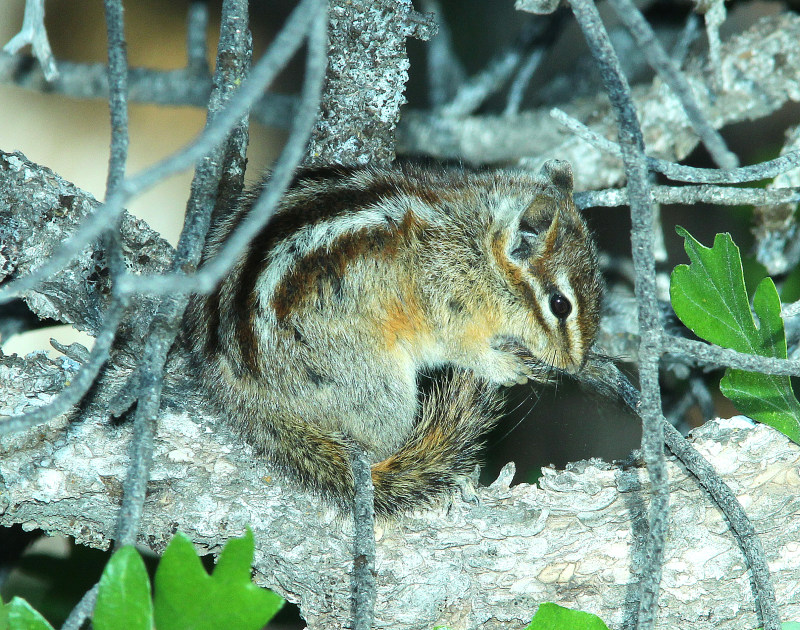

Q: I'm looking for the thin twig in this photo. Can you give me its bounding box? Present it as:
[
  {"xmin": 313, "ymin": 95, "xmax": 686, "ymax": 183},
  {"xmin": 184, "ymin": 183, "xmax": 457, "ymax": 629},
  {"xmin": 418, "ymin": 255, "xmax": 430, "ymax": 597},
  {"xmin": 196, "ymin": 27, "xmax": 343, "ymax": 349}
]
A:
[
  {"xmin": 60, "ymin": 582, "xmax": 99, "ymax": 630},
  {"xmin": 575, "ymin": 185, "xmax": 800, "ymax": 210},
  {"xmin": 704, "ymin": 0, "xmax": 726, "ymax": 91},
  {"xmin": 439, "ymin": 48, "xmax": 522, "ymax": 118},
  {"xmin": 0, "ymin": 0, "xmax": 319, "ymax": 306},
  {"xmin": 102, "ymin": 0, "xmax": 128, "ymax": 292},
  {"xmin": 568, "ymin": 1, "xmax": 667, "ymax": 627},
  {"xmin": 2, "ymin": 0, "xmax": 57, "ymax": 80},
  {"xmin": 419, "ymin": 0, "xmax": 465, "ymax": 108},
  {"xmin": 186, "ymin": 1, "xmax": 211, "ymax": 77},
  {"xmin": 438, "ymin": 18, "xmax": 550, "ymax": 118},
  {"xmin": 351, "ymin": 448, "xmax": 377, "ymax": 630},
  {"xmin": 115, "ymin": 0, "xmax": 329, "ymax": 298},
  {"xmin": 0, "ymin": 300, "xmax": 126, "ymax": 435},
  {"xmin": 664, "ymin": 335, "xmax": 800, "ymax": 377},
  {"xmin": 49, "ymin": 0, "xmax": 130, "ymax": 584},
  {"xmin": 0, "ymin": 51, "xmax": 294, "ymax": 128},
  {"xmin": 113, "ymin": 0, "xmax": 253, "ymax": 551},
  {"xmin": 551, "ymin": 108, "xmax": 800, "ymax": 184},
  {"xmin": 103, "ymin": 0, "xmax": 129, "ymax": 199},
  {"xmin": 504, "ymin": 48, "xmax": 544, "ymax": 116},
  {"xmin": 671, "ymin": 12, "xmax": 700, "ymax": 68},
  {"xmin": 607, "ymin": 367, "xmax": 779, "ymax": 630},
  {"xmin": 114, "ymin": 360, "xmax": 160, "ymax": 548},
  {"xmin": 177, "ymin": 0, "xmax": 251, "ymax": 271}
]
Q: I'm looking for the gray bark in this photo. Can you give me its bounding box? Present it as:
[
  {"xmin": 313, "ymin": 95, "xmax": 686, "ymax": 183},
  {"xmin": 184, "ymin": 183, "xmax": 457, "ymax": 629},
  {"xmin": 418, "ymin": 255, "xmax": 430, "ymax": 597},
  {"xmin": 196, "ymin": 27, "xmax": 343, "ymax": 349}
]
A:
[
  {"xmin": 3, "ymin": 5, "xmax": 800, "ymax": 629},
  {"xmin": 399, "ymin": 13, "xmax": 800, "ymax": 191},
  {"xmin": 2, "ymin": 372, "xmax": 799, "ymax": 630}
]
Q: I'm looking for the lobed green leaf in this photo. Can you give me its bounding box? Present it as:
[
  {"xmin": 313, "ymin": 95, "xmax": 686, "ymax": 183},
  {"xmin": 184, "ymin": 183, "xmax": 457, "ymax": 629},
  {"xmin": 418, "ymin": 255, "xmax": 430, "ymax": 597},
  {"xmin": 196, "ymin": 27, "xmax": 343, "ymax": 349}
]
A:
[
  {"xmin": 153, "ymin": 528, "xmax": 284, "ymax": 630},
  {"xmin": 670, "ymin": 227, "xmax": 800, "ymax": 444},
  {"xmin": 93, "ymin": 545, "xmax": 153, "ymax": 630}
]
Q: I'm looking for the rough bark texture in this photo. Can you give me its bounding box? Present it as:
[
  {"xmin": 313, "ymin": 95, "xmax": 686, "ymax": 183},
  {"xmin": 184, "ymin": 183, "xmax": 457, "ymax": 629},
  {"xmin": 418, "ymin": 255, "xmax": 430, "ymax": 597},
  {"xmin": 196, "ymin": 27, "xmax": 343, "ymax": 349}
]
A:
[
  {"xmin": 304, "ymin": 0, "xmax": 434, "ymax": 166},
  {"xmin": 0, "ymin": 151, "xmax": 173, "ymax": 383},
  {"xmin": 4, "ymin": 4, "xmax": 800, "ymax": 628},
  {"xmin": 1, "ymin": 388, "xmax": 799, "ymax": 630}
]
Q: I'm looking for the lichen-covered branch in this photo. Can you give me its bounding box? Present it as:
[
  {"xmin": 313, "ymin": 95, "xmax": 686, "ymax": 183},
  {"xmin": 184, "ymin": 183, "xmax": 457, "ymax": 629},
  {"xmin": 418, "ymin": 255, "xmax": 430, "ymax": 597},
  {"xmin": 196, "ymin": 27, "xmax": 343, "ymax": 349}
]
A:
[
  {"xmin": 304, "ymin": 0, "xmax": 434, "ymax": 166},
  {"xmin": 3, "ymin": 3, "xmax": 800, "ymax": 629},
  {"xmin": 0, "ymin": 50, "xmax": 297, "ymax": 129},
  {"xmin": 0, "ymin": 152, "xmax": 173, "ymax": 337},
  {"xmin": 2, "ymin": 152, "xmax": 800, "ymax": 629}
]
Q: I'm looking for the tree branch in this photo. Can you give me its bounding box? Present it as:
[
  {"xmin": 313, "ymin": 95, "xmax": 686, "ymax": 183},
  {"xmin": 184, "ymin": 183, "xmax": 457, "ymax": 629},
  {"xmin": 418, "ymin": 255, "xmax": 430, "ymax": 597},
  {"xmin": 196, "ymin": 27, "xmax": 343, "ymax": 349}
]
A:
[
  {"xmin": 398, "ymin": 13, "xmax": 800, "ymax": 191},
  {"xmin": 3, "ymin": 4, "xmax": 800, "ymax": 629},
  {"xmin": 1, "ymin": 374, "xmax": 798, "ymax": 630}
]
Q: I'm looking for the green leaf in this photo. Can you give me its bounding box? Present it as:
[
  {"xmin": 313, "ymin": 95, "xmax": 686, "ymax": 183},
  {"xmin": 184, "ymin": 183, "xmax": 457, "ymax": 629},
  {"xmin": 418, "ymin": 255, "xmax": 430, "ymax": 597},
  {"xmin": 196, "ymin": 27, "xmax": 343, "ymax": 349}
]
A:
[
  {"xmin": 154, "ymin": 529, "xmax": 284, "ymax": 630},
  {"xmin": 2, "ymin": 598, "xmax": 55, "ymax": 630},
  {"xmin": 525, "ymin": 603, "xmax": 609, "ymax": 630},
  {"xmin": 93, "ymin": 546, "xmax": 153, "ymax": 630},
  {"xmin": 670, "ymin": 227, "xmax": 800, "ymax": 444}
]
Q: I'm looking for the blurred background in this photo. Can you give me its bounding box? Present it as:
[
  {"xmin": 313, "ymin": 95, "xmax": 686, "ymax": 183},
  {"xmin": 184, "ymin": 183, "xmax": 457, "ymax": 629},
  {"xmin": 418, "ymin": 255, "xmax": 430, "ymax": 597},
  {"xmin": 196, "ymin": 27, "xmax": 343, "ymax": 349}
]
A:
[{"xmin": 1, "ymin": 1, "xmax": 799, "ymax": 627}]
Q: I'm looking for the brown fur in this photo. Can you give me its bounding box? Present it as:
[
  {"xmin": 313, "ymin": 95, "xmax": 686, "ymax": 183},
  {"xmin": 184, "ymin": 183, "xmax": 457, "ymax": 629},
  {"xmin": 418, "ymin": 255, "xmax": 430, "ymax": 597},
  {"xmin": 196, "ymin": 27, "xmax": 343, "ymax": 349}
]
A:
[{"xmin": 183, "ymin": 161, "xmax": 602, "ymax": 516}]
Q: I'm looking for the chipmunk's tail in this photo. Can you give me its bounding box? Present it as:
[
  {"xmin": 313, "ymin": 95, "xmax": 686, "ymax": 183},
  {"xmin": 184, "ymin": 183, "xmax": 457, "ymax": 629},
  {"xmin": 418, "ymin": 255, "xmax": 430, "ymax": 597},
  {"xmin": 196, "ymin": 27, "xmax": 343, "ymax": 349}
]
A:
[
  {"xmin": 371, "ymin": 370, "xmax": 502, "ymax": 516},
  {"xmin": 246, "ymin": 370, "xmax": 501, "ymax": 517}
]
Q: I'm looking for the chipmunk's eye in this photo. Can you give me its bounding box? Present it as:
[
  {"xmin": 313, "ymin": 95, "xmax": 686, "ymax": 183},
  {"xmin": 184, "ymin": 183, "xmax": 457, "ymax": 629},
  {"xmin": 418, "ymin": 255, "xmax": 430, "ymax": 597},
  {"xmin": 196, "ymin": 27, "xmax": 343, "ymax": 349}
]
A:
[{"xmin": 549, "ymin": 291, "xmax": 572, "ymax": 320}]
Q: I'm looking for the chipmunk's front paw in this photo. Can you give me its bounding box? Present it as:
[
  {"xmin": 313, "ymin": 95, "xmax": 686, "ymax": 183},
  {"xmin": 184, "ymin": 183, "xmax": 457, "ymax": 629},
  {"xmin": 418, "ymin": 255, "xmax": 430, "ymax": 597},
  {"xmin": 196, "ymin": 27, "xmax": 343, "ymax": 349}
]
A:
[{"xmin": 502, "ymin": 366, "xmax": 534, "ymax": 387}]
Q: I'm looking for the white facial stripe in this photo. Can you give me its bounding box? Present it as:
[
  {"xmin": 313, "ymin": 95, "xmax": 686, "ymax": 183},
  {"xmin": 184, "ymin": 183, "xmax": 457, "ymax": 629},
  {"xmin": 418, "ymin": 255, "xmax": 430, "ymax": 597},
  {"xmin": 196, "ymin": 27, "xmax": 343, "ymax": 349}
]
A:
[
  {"xmin": 554, "ymin": 270, "xmax": 583, "ymax": 360},
  {"xmin": 554, "ymin": 271, "xmax": 577, "ymax": 314},
  {"xmin": 525, "ymin": 269, "xmax": 585, "ymax": 365}
]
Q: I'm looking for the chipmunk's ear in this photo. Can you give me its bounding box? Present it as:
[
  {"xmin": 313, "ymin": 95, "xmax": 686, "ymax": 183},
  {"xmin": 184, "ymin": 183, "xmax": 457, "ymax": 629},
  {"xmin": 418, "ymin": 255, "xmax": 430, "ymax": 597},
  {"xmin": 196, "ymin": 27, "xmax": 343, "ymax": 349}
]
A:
[
  {"xmin": 508, "ymin": 199, "xmax": 560, "ymax": 261},
  {"xmin": 502, "ymin": 159, "xmax": 573, "ymax": 261},
  {"xmin": 539, "ymin": 159, "xmax": 573, "ymax": 196},
  {"xmin": 503, "ymin": 167, "xmax": 566, "ymax": 261}
]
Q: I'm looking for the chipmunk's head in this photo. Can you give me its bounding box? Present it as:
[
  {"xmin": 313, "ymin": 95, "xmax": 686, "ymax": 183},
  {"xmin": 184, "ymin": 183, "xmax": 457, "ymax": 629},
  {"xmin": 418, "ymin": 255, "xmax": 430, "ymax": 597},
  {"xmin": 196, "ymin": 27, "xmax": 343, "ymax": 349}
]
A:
[{"xmin": 487, "ymin": 159, "xmax": 602, "ymax": 381}]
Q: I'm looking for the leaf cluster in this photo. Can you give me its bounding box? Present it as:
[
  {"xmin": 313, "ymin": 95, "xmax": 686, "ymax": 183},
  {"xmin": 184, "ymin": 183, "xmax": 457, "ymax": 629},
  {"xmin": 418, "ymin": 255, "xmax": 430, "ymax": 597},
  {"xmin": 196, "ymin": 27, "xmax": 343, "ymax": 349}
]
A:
[{"xmin": 0, "ymin": 530, "xmax": 283, "ymax": 630}]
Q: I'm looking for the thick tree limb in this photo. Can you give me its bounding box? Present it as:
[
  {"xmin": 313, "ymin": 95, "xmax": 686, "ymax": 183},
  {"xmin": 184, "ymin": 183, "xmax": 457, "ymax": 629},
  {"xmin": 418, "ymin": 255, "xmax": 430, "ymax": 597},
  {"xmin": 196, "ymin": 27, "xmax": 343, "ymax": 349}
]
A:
[
  {"xmin": 3, "ymin": 8, "xmax": 800, "ymax": 627},
  {"xmin": 304, "ymin": 0, "xmax": 435, "ymax": 166},
  {"xmin": 1, "ymin": 374, "xmax": 799, "ymax": 630},
  {"xmin": 0, "ymin": 152, "xmax": 172, "ymax": 339}
]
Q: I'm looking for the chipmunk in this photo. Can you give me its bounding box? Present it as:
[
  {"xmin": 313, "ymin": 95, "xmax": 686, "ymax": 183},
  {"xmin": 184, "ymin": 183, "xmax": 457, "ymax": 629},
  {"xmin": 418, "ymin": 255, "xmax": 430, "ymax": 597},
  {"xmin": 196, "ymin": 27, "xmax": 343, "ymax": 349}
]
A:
[{"xmin": 183, "ymin": 160, "xmax": 602, "ymax": 516}]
